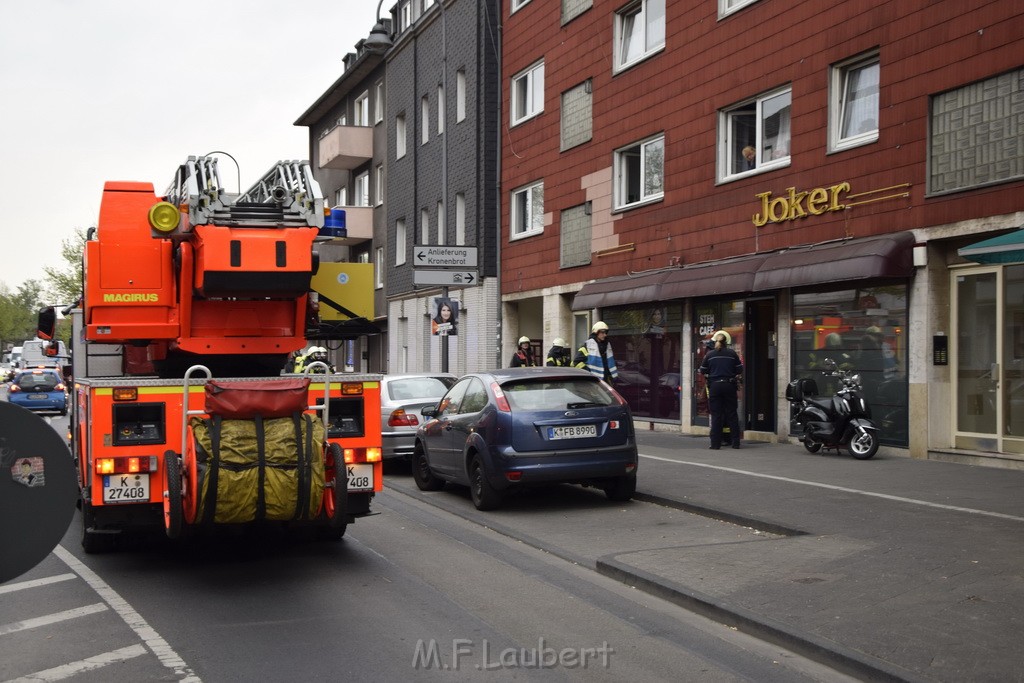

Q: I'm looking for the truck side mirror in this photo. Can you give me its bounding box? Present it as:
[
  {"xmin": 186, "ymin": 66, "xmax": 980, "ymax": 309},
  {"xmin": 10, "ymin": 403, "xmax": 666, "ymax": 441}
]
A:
[{"xmin": 37, "ymin": 307, "xmax": 56, "ymax": 341}]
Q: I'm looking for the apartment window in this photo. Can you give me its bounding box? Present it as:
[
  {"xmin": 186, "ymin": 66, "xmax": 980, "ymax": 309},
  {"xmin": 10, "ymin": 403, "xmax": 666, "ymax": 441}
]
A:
[
  {"xmin": 511, "ymin": 181, "xmax": 544, "ymax": 239},
  {"xmin": 614, "ymin": 135, "xmax": 664, "ymax": 209},
  {"xmin": 437, "ymin": 200, "xmax": 445, "ymax": 245},
  {"xmin": 614, "ymin": 0, "xmax": 665, "ymax": 72},
  {"xmin": 355, "ymin": 171, "xmax": 370, "ymax": 207},
  {"xmin": 421, "ymin": 207, "xmax": 430, "ymax": 244},
  {"xmin": 395, "ymin": 218, "xmax": 406, "ymax": 265},
  {"xmin": 421, "ymin": 96, "xmax": 430, "ymax": 144},
  {"xmin": 374, "ymin": 81, "xmax": 384, "ymax": 124},
  {"xmin": 830, "ymin": 53, "xmax": 880, "ymax": 152},
  {"xmin": 512, "ymin": 0, "xmax": 531, "ymax": 11},
  {"xmin": 337, "ymin": 113, "xmax": 347, "ymax": 126},
  {"xmin": 511, "ymin": 60, "xmax": 544, "ymax": 126},
  {"xmin": 719, "ymin": 86, "xmax": 791, "ymax": 181},
  {"xmin": 375, "ymin": 164, "xmax": 384, "ymax": 205},
  {"xmin": 456, "ymin": 70, "xmax": 466, "ymax": 122},
  {"xmin": 354, "ymin": 91, "xmax": 370, "ymax": 126},
  {"xmin": 456, "ymin": 193, "xmax": 466, "ymax": 244},
  {"xmin": 719, "ymin": 0, "xmax": 758, "ymax": 19},
  {"xmin": 396, "ymin": 113, "xmax": 407, "ymax": 158},
  {"xmin": 399, "ymin": 1, "xmax": 411, "ymax": 31},
  {"xmin": 375, "ymin": 247, "xmax": 384, "ymax": 289},
  {"xmin": 437, "ymin": 84, "xmax": 445, "ymax": 135},
  {"xmin": 335, "ymin": 187, "xmax": 347, "ymax": 206}
]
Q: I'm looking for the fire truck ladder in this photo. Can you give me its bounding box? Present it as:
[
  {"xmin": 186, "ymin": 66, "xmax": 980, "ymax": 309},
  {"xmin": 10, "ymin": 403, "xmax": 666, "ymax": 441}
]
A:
[{"xmin": 166, "ymin": 156, "xmax": 325, "ymax": 229}]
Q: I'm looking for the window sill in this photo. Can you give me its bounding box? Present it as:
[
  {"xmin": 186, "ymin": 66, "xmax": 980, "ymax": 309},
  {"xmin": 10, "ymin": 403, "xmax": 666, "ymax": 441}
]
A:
[
  {"xmin": 612, "ymin": 45, "xmax": 665, "ymax": 76},
  {"xmin": 510, "ymin": 111, "xmax": 543, "ymax": 128},
  {"xmin": 509, "ymin": 228, "xmax": 543, "ymax": 242},
  {"xmin": 612, "ymin": 194, "xmax": 663, "ymax": 214},
  {"xmin": 717, "ymin": 159, "xmax": 790, "ymax": 185},
  {"xmin": 828, "ymin": 133, "xmax": 878, "ymax": 155}
]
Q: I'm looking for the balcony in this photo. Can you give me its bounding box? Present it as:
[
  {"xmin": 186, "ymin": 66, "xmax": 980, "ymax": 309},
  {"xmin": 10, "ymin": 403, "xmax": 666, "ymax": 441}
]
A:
[
  {"xmin": 319, "ymin": 125, "xmax": 373, "ymax": 170},
  {"xmin": 320, "ymin": 205, "xmax": 373, "ymax": 246}
]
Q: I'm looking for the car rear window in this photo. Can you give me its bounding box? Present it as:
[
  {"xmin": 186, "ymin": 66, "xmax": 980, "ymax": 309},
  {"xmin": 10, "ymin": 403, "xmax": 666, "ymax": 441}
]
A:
[
  {"xmin": 388, "ymin": 377, "xmax": 454, "ymax": 401},
  {"xmin": 502, "ymin": 379, "xmax": 617, "ymax": 411},
  {"xmin": 16, "ymin": 373, "xmax": 60, "ymax": 390}
]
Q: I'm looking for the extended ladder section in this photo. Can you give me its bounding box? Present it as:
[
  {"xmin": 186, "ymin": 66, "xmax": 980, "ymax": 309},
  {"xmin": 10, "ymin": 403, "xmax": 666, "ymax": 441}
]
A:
[{"xmin": 166, "ymin": 156, "xmax": 325, "ymax": 229}]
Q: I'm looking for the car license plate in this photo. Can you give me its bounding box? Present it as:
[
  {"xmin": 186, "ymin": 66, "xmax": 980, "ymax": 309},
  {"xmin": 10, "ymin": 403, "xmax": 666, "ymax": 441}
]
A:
[
  {"xmin": 103, "ymin": 474, "xmax": 150, "ymax": 504},
  {"xmin": 548, "ymin": 425, "xmax": 597, "ymax": 440},
  {"xmin": 29, "ymin": 393, "xmax": 48, "ymax": 400},
  {"xmin": 347, "ymin": 464, "xmax": 373, "ymax": 491}
]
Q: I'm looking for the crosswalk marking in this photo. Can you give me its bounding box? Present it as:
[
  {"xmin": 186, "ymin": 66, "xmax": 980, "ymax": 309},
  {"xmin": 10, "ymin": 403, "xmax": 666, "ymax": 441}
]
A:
[
  {"xmin": 0, "ymin": 603, "xmax": 107, "ymax": 636},
  {"xmin": 4, "ymin": 643, "xmax": 147, "ymax": 682}
]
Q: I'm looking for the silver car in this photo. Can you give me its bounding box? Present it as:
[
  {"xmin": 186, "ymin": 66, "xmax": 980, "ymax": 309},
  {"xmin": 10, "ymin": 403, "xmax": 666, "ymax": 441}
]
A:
[{"xmin": 381, "ymin": 373, "xmax": 458, "ymax": 461}]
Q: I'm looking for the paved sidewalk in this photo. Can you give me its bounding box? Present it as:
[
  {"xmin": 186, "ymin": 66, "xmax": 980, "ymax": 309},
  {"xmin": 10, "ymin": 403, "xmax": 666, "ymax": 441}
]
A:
[{"xmin": 602, "ymin": 432, "xmax": 1024, "ymax": 683}]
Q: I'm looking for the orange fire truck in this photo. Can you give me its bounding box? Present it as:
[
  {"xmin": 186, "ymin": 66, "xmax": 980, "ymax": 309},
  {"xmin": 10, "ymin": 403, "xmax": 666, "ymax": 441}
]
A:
[{"xmin": 41, "ymin": 156, "xmax": 382, "ymax": 552}]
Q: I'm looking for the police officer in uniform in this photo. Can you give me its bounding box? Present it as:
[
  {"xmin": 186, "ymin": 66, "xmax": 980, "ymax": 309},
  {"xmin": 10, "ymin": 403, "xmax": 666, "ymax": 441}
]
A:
[{"xmin": 698, "ymin": 330, "xmax": 743, "ymax": 449}]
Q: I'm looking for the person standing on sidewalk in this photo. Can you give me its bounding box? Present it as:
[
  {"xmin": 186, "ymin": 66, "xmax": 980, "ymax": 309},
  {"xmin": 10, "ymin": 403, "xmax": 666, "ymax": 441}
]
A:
[
  {"xmin": 545, "ymin": 338, "xmax": 572, "ymax": 366},
  {"xmin": 510, "ymin": 336, "xmax": 537, "ymax": 367},
  {"xmin": 699, "ymin": 330, "xmax": 743, "ymax": 449},
  {"xmin": 573, "ymin": 321, "xmax": 618, "ymax": 383}
]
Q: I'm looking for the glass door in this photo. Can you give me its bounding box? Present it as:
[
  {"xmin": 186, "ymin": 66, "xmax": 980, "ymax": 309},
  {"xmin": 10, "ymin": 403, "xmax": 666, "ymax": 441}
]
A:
[{"xmin": 952, "ymin": 267, "xmax": 1021, "ymax": 453}]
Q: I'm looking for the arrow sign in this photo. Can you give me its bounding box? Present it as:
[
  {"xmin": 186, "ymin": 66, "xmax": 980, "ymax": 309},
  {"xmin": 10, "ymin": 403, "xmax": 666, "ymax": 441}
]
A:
[
  {"xmin": 413, "ymin": 270, "xmax": 478, "ymax": 287},
  {"xmin": 414, "ymin": 245, "xmax": 478, "ymax": 267}
]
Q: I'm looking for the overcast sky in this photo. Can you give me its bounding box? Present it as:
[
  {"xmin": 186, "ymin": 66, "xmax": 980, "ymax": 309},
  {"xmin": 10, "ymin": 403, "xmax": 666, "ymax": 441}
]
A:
[{"xmin": 0, "ymin": 0, "xmax": 380, "ymax": 293}]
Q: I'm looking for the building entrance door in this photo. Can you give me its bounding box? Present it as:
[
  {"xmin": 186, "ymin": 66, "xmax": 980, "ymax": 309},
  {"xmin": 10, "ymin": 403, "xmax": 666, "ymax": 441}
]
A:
[
  {"xmin": 744, "ymin": 298, "xmax": 776, "ymax": 433},
  {"xmin": 952, "ymin": 266, "xmax": 1024, "ymax": 454}
]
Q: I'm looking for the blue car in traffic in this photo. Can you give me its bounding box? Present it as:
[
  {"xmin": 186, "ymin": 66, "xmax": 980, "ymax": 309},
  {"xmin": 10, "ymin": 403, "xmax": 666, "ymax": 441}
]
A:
[{"xmin": 8, "ymin": 369, "xmax": 68, "ymax": 415}]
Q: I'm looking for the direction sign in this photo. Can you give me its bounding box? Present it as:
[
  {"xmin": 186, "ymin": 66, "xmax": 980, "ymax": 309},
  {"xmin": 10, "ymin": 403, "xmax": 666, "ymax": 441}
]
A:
[
  {"xmin": 414, "ymin": 245, "xmax": 478, "ymax": 268},
  {"xmin": 413, "ymin": 270, "xmax": 478, "ymax": 287}
]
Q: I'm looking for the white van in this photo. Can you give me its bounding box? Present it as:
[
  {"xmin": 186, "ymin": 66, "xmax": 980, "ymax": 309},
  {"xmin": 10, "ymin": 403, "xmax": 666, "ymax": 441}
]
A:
[{"xmin": 19, "ymin": 339, "xmax": 68, "ymax": 369}]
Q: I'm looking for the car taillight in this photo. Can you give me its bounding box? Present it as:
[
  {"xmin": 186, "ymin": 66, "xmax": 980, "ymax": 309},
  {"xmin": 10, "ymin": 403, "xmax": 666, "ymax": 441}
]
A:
[
  {"xmin": 491, "ymin": 382, "xmax": 511, "ymax": 412},
  {"xmin": 55, "ymin": 383, "xmax": 65, "ymax": 391},
  {"xmin": 8, "ymin": 385, "xmax": 20, "ymax": 393},
  {"xmin": 609, "ymin": 420, "xmax": 620, "ymax": 429},
  {"xmin": 388, "ymin": 409, "xmax": 419, "ymax": 427}
]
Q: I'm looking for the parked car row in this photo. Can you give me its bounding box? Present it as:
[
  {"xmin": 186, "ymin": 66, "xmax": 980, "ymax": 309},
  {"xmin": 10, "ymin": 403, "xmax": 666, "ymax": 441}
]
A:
[{"xmin": 405, "ymin": 367, "xmax": 639, "ymax": 511}]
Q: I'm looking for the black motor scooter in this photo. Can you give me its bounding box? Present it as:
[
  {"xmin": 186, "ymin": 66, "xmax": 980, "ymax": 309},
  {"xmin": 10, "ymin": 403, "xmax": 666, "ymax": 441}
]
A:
[{"xmin": 786, "ymin": 358, "xmax": 880, "ymax": 459}]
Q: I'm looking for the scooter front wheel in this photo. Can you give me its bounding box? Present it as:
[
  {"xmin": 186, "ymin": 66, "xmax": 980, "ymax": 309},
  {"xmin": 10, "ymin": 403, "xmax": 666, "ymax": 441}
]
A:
[{"xmin": 849, "ymin": 427, "xmax": 879, "ymax": 460}]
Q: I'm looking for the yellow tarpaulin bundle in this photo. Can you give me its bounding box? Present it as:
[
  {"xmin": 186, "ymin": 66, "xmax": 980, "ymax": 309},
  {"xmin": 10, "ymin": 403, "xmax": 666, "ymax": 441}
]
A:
[{"xmin": 191, "ymin": 413, "xmax": 325, "ymax": 524}]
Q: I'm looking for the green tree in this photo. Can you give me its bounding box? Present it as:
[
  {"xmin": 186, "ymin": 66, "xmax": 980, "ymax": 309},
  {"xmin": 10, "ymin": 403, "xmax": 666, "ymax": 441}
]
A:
[
  {"xmin": 41, "ymin": 227, "xmax": 87, "ymax": 345},
  {"xmin": 43, "ymin": 227, "xmax": 86, "ymax": 308},
  {"xmin": 0, "ymin": 280, "xmax": 45, "ymax": 355}
]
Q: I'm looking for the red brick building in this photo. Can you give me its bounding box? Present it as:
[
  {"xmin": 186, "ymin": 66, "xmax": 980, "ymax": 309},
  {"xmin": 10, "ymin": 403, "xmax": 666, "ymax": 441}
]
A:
[{"xmin": 500, "ymin": 0, "xmax": 1024, "ymax": 466}]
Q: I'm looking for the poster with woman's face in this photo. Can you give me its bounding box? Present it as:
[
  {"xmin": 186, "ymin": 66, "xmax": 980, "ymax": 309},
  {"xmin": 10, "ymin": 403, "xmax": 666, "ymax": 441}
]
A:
[{"xmin": 432, "ymin": 297, "xmax": 458, "ymax": 336}]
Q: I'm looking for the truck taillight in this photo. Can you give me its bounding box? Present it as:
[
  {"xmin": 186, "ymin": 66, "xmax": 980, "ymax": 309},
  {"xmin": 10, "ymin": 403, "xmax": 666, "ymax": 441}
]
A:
[
  {"xmin": 95, "ymin": 456, "xmax": 158, "ymax": 474},
  {"xmin": 340, "ymin": 447, "xmax": 382, "ymax": 464}
]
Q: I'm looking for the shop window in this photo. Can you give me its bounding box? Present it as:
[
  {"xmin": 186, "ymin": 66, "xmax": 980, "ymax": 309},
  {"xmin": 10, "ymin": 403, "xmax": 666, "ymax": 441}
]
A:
[
  {"xmin": 614, "ymin": 134, "xmax": 664, "ymax": 209},
  {"xmin": 511, "ymin": 181, "xmax": 544, "ymax": 239},
  {"xmin": 830, "ymin": 52, "xmax": 879, "ymax": 152},
  {"xmin": 791, "ymin": 284, "xmax": 908, "ymax": 447},
  {"xmin": 600, "ymin": 305, "xmax": 683, "ymax": 421},
  {"xmin": 614, "ymin": 0, "xmax": 665, "ymax": 72},
  {"xmin": 719, "ymin": 87, "xmax": 791, "ymax": 181},
  {"xmin": 511, "ymin": 60, "xmax": 545, "ymax": 126}
]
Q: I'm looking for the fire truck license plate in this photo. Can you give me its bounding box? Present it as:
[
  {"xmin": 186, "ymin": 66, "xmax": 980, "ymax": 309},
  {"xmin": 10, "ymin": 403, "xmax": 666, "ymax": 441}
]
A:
[
  {"xmin": 103, "ymin": 474, "xmax": 150, "ymax": 503},
  {"xmin": 347, "ymin": 464, "xmax": 373, "ymax": 491}
]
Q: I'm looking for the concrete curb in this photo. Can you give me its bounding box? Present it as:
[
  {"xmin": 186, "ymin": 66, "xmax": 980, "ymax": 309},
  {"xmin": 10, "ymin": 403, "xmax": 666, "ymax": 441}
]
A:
[{"xmin": 595, "ymin": 554, "xmax": 930, "ymax": 683}]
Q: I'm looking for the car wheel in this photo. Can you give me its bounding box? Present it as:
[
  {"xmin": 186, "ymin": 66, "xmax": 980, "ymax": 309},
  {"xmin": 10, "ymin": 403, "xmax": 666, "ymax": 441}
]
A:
[
  {"xmin": 412, "ymin": 443, "xmax": 444, "ymax": 491},
  {"xmin": 469, "ymin": 455, "xmax": 502, "ymax": 511},
  {"xmin": 604, "ymin": 473, "xmax": 637, "ymax": 502}
]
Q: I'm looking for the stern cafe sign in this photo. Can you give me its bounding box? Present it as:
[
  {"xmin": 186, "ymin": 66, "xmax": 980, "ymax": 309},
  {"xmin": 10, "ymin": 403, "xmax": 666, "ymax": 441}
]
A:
[{"xmin": 752, "ymin": 182, "xmax": 850, "ymax": 227}]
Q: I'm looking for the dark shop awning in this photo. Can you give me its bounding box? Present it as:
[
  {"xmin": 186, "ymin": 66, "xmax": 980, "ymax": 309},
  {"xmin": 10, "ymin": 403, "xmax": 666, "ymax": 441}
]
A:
[
  {"xmin": 570, "ymin": 270, "xmax": 670, "ymax": 311},
  {"xmin": 958, "ymin": 228, "xmax": 1024, "ymax": 264},
  {"xmin": 571, "ymin": 232, "xmax": 915, "ymax": 310},
  {"xmin": 751, "ymin": 231, "xmax": 916, "ymax": 290}
]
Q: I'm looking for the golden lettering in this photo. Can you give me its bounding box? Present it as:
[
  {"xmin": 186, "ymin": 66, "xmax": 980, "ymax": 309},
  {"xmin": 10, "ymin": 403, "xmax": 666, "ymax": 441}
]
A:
[{"xmin": 752, "ymin": 182, "xmax": 850, "ymax": 227}]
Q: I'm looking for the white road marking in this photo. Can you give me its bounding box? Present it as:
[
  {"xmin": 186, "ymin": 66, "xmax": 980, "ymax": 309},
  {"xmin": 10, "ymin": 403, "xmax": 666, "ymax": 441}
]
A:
[
  {"xmin": 0, "ymin": 604, "xmax": 107, "ymax": 636},
  {"xmin": 639, "ymin": 453, "xmax": 1024, "ymax": 523},
  {"xmin": 52, "ymin": 545, "xmax": 201, "ymax": 682},
  {"xmin": 5, "ymin": 643, "xmax": 147, "ymax": 682},
  {"xmin": 0, "ymin": 574, "xmax": 76, "ymax": 595}
]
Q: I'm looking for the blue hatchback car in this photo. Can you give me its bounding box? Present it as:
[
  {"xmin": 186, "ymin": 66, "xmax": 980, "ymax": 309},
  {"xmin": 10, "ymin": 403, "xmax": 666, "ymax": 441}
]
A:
[
  {"xmin": 413, "ymin": 367, "xmax": 638, "ymax": 510},
  {"xmin": 8, "ymin": 369, "xmax": 68, "ymax": 415}
]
